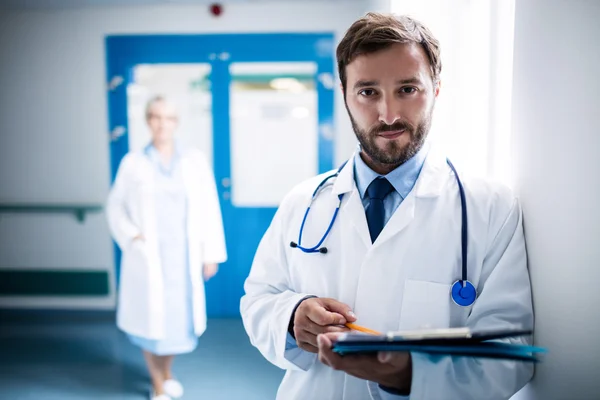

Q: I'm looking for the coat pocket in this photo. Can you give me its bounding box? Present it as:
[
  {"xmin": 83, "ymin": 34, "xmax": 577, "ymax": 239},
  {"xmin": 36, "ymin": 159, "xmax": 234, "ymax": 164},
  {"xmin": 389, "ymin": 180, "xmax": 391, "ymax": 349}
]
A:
[{"xmin": 398, "ymin": 280, "xmax": 452, "ymax": 331}]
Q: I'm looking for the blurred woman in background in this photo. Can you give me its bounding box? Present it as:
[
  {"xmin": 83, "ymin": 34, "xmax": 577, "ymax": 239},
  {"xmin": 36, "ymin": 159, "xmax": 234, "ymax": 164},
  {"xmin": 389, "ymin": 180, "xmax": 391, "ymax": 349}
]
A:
[{"xmin": 107, "ymin": 96, "xmax": 227, "ymax": 400}]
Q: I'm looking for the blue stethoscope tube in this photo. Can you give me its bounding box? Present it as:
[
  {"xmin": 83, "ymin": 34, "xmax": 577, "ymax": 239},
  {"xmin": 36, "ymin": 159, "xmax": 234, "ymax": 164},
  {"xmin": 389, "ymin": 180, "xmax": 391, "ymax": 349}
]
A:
[
  {"xmin": 289, "ymin": 166, "xmax": 345, "ymax": 254},
  {"xmin": 289, "ymin": 158, "xmax": 477, "ymax": 307}
]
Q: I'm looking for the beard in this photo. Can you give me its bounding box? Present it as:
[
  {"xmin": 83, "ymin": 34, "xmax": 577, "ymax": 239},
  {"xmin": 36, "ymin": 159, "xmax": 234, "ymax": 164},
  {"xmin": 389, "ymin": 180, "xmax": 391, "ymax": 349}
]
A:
[{"xmin": 347, "ymin": 105, "xmax": 433, "ymax": 167}]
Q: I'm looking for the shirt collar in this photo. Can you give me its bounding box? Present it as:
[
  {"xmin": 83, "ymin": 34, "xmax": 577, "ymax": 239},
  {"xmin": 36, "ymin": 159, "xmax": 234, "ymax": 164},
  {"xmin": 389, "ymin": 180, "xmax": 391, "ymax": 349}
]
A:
[
  {"xmin": 353, "ymin": 142, "xmax": 430, "ymax": 200},
  {"xmin": 144, "ymin": 141, "xmax": 182, "ymax": 159},
  {"xmin": 144, "ymin": 141, "xmax": 182, "ymax": 172}
]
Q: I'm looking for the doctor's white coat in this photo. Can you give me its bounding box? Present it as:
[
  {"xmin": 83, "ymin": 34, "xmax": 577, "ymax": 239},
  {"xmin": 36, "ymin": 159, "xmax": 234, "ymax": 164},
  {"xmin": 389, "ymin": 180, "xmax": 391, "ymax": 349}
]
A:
[
  {"xmin": 240, "ymin": 145, "xmax": 533, "ymax": 400},
  {"xmin": 107, "ymin": 148, "xmax": 227, "ymax": 340}
]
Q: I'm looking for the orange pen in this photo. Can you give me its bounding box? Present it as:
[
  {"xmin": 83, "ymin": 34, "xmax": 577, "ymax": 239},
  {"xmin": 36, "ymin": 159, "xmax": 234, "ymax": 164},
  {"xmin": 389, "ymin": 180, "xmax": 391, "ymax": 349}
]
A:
[{"xmin": 345, "ymin": 323, "xmax": 381, "ymax": 336}]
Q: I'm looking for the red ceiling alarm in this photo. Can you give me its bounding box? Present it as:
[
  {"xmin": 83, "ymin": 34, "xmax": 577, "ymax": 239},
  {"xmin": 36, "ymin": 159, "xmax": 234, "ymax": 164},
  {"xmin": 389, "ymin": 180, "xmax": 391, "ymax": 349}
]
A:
[{"xmin": 210, "ymin": 3, "xmax": 223, "ymax": 17}]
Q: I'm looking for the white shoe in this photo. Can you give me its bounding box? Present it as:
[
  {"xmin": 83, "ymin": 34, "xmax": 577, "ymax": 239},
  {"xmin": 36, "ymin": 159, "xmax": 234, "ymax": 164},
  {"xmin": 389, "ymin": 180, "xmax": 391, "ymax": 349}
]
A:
[
  {"xmin": 150, "ymin": 390, "xmax": 172, "ymax": 400},
  {"xmin": 163, "ymin": 379, "xmax": 184, "ymax": 399}
]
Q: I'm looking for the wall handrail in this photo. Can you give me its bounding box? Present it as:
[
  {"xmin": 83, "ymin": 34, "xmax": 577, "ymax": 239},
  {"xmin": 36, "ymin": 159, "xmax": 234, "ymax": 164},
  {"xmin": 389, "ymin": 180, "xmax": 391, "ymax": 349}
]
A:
[{"xmin": 0, "ymin": 204, "xmax": 103, "ymax": 223}]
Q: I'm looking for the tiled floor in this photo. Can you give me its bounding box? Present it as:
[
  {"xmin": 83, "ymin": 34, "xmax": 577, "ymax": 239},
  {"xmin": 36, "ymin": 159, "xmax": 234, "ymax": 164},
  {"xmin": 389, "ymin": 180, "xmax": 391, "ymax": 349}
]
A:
[{"xmin": 0, "ymin": 313, "xmax": 284, "ymax": 399}]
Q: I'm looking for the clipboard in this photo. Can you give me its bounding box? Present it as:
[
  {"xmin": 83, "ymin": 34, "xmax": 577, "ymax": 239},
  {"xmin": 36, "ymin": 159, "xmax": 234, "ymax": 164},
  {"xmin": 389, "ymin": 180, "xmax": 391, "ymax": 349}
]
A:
[{"xmin": 331, "ymin": 327, "xmax": 546, "ymax": 362}]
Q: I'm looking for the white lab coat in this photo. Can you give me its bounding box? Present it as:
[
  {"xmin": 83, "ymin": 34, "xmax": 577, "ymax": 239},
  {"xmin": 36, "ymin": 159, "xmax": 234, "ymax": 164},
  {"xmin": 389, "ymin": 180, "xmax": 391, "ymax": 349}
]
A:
[
  {"xmin": 240, "ymin": 144, "xmax": 533, "ymax": 400},
  {"xmin": 107, "ymin": 148, "xmax": 227, "ymax": 340}
]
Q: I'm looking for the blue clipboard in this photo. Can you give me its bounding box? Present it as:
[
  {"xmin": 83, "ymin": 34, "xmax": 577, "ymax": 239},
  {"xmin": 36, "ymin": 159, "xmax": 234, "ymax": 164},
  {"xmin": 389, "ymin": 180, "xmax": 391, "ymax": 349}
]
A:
[{"xmin": 331, "ymin": 327, "xmax": 546, "ymax": 362}]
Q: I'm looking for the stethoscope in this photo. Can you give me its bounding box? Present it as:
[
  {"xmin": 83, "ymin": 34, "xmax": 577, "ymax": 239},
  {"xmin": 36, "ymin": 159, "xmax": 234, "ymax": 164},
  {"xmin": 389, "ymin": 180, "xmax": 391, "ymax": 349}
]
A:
[{"xmin": 289, "ymin": 159, "xmax": 477, "ymax": 307}]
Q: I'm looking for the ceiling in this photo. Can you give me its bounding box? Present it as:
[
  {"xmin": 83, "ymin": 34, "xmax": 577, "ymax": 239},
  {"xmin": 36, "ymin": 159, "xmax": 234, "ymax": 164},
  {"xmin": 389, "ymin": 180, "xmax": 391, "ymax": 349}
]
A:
[{"xmin": 0, "ymin": 0, "xmax": 344, "ymax": 10}]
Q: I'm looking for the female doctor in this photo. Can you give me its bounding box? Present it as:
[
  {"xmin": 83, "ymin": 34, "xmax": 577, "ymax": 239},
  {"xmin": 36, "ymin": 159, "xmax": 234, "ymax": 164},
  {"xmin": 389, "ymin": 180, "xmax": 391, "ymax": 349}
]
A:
[
  {"xmin": 240, "ymin": 13, "xmax": 533, "ymax": 400},
  {"xmin": 107, "ymin": 96, "xmax": 227, "ymax": 400}
]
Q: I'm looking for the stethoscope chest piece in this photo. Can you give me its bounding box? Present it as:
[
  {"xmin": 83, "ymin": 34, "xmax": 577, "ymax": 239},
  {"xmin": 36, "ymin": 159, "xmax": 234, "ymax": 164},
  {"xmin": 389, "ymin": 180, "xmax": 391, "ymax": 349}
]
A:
[{"xmin": 451, "ymin": 280, "xmax": 476, "ymax": 307}]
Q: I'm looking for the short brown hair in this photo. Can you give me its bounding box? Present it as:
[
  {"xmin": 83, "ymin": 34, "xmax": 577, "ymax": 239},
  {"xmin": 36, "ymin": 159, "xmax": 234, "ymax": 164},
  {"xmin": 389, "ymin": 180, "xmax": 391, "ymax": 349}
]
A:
[{"xmin": 336, "ymin": 13, "xmax": 442, "ymax": 92}]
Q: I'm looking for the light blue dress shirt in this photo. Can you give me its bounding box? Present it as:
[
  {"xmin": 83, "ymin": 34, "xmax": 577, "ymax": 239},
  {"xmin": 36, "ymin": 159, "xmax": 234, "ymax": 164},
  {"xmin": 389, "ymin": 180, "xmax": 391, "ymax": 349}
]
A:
[{"xmin": 353, "ymin": 143, "xmax": 429, "ymax": 226}]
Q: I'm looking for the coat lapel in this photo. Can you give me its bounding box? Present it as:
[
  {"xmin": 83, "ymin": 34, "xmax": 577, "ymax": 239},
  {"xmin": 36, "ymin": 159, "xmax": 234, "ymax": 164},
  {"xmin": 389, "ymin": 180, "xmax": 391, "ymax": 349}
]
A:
[
  {"xmin": 332, "ymin": 155, "xmax": 372, "ymax": 248},
  {"xmin": 374, "ymin": 143, "xmax": 450, "ymax": 247},
  {"xmin": 332, "ymin": 144, "xmax": 451, "ymax": 249}
]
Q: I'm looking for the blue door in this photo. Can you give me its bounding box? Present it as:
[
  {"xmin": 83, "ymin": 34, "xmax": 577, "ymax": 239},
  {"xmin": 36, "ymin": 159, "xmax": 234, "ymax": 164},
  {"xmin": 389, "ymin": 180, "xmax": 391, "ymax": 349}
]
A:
[{"xmin": 106, "ymin": 34, "xmax": 335, "ymax": 317}]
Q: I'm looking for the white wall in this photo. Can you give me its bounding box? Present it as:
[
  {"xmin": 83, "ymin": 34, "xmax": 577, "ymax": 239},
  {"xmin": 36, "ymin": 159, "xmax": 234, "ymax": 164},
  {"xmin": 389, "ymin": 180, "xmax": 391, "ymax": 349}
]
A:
[
  {"xmin": 389, "ymin": 0, "xmax": 517, "ymax": 184},
  {"xmin": 0, "ymin": 1, "xmax": 366, "ymax": 308},
  {"xmin": 365, "ymin": 0, "xmax": 390, "ymax": 13},
  {"xmin": 511, "ymin": 0, "xmax": 600, "ymax": 398}
]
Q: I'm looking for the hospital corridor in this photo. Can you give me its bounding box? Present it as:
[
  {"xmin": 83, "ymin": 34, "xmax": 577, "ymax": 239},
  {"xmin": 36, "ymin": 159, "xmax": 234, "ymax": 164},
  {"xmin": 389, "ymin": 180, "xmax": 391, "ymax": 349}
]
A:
[{"xmin": 1, "ymin": 0, "xmax": 599, "ymax": 399}]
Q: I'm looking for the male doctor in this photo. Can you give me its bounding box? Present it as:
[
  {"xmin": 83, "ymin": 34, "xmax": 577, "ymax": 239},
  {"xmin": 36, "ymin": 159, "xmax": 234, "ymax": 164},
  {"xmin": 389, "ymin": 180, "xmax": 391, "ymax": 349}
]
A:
[{"xmin": 240, "ymin": 12, "xmax": 533, "ymax": 400}]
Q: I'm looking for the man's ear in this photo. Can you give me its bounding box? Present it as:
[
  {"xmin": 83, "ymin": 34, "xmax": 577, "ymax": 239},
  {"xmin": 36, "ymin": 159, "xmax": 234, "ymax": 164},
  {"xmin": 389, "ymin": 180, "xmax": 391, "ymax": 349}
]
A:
[
  {"xmin": 434, "ymin": 80, "xmax": 441, "ymax": 98},
  {"xmin": 340, "ymin": 83, "xmax": 347, "ymax": 101}
]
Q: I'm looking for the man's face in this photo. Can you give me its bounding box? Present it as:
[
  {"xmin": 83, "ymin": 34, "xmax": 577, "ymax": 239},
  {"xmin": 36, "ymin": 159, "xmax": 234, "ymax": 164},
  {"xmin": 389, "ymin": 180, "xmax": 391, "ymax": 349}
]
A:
[
  {"xmin": 146, "ymin": 100, "xmax": 179, "ymax": 144},
  {"xmin": 344, "ymin": 42, "xmax": 439, "ymax": 170}
]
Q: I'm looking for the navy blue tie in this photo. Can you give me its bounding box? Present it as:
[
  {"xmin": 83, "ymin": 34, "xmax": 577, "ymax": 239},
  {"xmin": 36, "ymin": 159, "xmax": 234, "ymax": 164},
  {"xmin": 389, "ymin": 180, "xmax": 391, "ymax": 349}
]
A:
[{"xmin": 365, "ymin": 177, "xmax": 394, "ymax": 243}]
